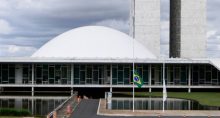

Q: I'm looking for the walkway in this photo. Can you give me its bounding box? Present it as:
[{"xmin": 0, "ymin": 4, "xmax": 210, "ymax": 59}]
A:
[
  {"xmin": 56, "ymin": 95, "xmax": 77, "ymax": 117},
  {"xmin": 47, "ymin": 94, "xmax": 78, "ymax": 118},
  {"xmin": 71, "ymin": 99, "xmax": 219, "ymax": 118}
]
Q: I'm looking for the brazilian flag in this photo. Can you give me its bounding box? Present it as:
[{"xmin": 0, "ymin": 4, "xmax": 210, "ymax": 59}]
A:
[{"xmin": 133, "ymin": 71, "xmax": 143, "ymax": 88}]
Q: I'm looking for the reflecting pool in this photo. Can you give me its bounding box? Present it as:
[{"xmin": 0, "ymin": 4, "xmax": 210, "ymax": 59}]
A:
[
  {"xmin": 0, "ymin": 96, "xmax": 68, "ymax": 116},
  {"xmin": 107, "ymin": 98, "xmax": 220, "ymax": 110}
]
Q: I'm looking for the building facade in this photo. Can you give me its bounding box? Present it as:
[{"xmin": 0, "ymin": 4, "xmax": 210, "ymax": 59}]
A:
[
  {"xmin": 130, "ymin": 0, "xmax": 160, "ymax": 57},
  {"xmin": 0, "ymin": 60, "xmax": 220, "ymax": 94},
  {"xmin": 0, "ymin": 26, "xmax": 219, "ymax": 96},
  {"xmin": 1, "ymin": 62, "xmax": 220, "ymax": 86},
  {"xmin": 170, "ymin": 0, "xmax": 207, "ymax": 58}
]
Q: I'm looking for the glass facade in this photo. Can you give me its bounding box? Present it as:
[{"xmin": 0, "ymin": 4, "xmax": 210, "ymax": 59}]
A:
[
  {"xmin": 23, "ymin": 64, "xmax": 32, "ymax": 84},
  {"xmin": 0, "ymin": 64, "xmax": 15, "ymax": 84},
  {"xmin": 35, "ymin": 64, "xmax": 71, "ymax": 84},
  {"xmin": 0, "ymin": 63, "xmax": 219, "ymax": 86},
  {"xmin": 73, "ymin": 64, "xmax": 110, "ymax": 85},
  {"xmin": 166, "ymin": 64, "xmax": 188, "ymax": 85},
  {"xmin": 112, "ymin": 64, "xmax": 149, "ymax": 85},
  {"xmin": 191, "ymin": 64, "xmax": 220, "ymax": 85}
]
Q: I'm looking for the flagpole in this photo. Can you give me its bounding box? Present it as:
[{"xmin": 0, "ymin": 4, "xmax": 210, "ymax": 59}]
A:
[
  {"xmin": 162, "ymin": 62, "xmax": 166, "ymax": 112},
  {"xmin": 132, "ymin": 0, "xmax": 135, "ymax": 112},
  {"xmin": 133, "ymin": 61, "xmax": 135, "ymax": 112}
]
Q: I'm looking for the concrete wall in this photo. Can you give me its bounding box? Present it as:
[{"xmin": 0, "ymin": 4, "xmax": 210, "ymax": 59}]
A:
[
  {"xmin": 180, "ymin": 0, "xmax": 206, "ymax": 58},
  {"xmin": 15, "ymin": 64, "xmax": 23, "ymax": 84},
  {"xmin": 131, "ymin": 0, "xmax": 160, "ymax": 57},
  {"xmin": 170, "ymin": 0, "xmax": 207, "ymax": 58}
]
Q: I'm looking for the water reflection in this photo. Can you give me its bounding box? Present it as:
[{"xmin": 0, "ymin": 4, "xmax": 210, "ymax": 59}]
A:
[
  {"xmin": 0, "ymin": 96, "xmax": 67, "ymax": 116},
  {"xmin": 107, "ymin": 98, "xmax": 220, "ymax": 110}
]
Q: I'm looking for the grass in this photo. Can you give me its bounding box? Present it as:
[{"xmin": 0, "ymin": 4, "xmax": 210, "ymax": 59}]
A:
[{"xmin": 114, "ymin": 92, "xmax": 220, "ymax": 107}]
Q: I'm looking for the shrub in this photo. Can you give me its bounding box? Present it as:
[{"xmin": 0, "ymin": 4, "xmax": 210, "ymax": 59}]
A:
[{"xmin": 0, "ymin": 108, "xmax": 31, "ymax": 116}]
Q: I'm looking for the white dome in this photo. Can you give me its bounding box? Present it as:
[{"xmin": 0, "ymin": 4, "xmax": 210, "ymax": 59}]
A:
[{"xmin": 32, "ymin": 26, "xmax": 156, "ymax": 59}]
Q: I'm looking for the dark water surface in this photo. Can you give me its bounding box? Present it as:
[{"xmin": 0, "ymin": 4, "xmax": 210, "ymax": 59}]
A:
[
  {"xmin": 0, "ymin": 96, "xmax": 67, "ymax": 116},
  {"xmin": 107, "ymin": 98, "xmax": 220, "ymax": 110}
]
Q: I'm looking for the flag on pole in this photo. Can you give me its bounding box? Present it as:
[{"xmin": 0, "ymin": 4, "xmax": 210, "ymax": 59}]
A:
[
  {"xmin": 133, "ymin": 71, "xmax": 143, "ymax": 88},
  {"xmin": 163, "ymin": 75, "xmax": 167, "ymax": 102}
]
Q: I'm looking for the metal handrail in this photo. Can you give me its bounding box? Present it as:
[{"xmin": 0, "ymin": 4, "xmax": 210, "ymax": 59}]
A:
[{"xmin": 47, "ymin": 92, "xmax": 78, "ymax": 118}]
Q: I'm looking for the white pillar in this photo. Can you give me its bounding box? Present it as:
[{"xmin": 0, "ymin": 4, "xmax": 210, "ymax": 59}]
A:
[
  {"xmin": 71, "ymin": 64, "xmax": 73, "ymax": 85},
  {"xmin": 167, "ymin": 65, "xmax": 170, "ymax": 85},
  {"xmin": 71, "ymin": 88, "xmax": 73, "ymax": 95},
  {"xmin": 148, "ymin": 64, "xmax": 152, "ymax": 92},
  {"xmin": 32, "ymin": 64, "xmax": 34, "ymax": 84},
  {"xmin": 71, "ymin": 64, "xmax": 74, "ymax": 95},
  {"xmin": 15, "ymin": 98, "xmax": 22, "ymax": 109},
  {"xmin": 110, "ymin": 64, "xmax": 112, "ymax": 93},
  {"xmin": 188, "ymin": 100, "xmax": 191, "ymax": 110},
  {"xmin": 31, "ymin": 97, "xmax": 34, "ymax": 115},
  {"xmin": 32, "ymin": 64, "xmax": 34, "ymax": 96},
  {"xmin": 15, "ymin": 64, "xmax": 22, "ymax": 84},
  {"xmin": 148, "ymin": 97, "xmax": 151, "ymax": 110},
  {"xmin": 31, "ymin": 87, "xmax": 34, "ymax": 96},
  {"xmin": 188, "ymin": 65, "xmax": 191, "ymax": 93},
  {"xmin": 162, "ymin": 63, "xmax": 165, "ymax": 112}
]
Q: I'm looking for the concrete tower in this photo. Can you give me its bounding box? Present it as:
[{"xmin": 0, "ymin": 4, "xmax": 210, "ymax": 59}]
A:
[
  {"xmin": 130, "ymin": 0, "xmax": 160, "ymax": 57},
  {"xmin": 170, "ymin": 0, "xmax": 207, "ymax": 58}
]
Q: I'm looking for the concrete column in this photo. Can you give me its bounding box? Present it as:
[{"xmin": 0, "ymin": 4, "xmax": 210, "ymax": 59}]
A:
[
  {"xmin": 32, "ymin": 64, "xmax": 34, "ymax": 96},
  {"xmin": 0, "ymin": 87, "xmax": 3, "ymax": 93},
  {"xmin": 31, "ymin": 97, "xmax": 34, "ymax": 115},
  {"xmin": 32, "ymin": 64, "xmax": 34, "ymax": 85},
  {"xmin": 148, "ymin": 97, "xmax": 152, "ymax": 110},
  {"xmin": 71, "ymin": 87, "xmax": 73, "ymax": 95},
  {"xmin": 71, "ymin": 64, "xmax": 74, "ymax": 95},
  {"xmin": 148, "ymin": 64, "xmax": 152, "ymax": 92},
  {"xmin": 15, "ymin": 98, "xmax": 22, "ymax": 109},
  {"xmin": 71, "ymin": 64, "xmax": 73, "ymax": 85},
  {"xmin": 188, "ymin": 65, "xmax": 191, "ymax": 93},
  {"xmin": 167, "ymin": 65, "xmax": 170, "ymax": 85},
  {"xmin": 110, "ymin": 64, "xmax": 112, "ymax": 93},
  {"xmin": 31, "ymin": 87, "xmax": 34, "ymax": 96},
  {"xmin": 188, "ymin": 100, "xmax": 191, "ymax": 110},
  {"xmin": 15, "ymin": 64, "xmax": 23, "ymax": 84},
  {"xmin": 104, "ymin": 65, "xmax": 108, "ymax": 84}
]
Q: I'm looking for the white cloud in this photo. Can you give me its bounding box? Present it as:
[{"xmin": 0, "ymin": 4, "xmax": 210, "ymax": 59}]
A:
[
  {"xmin": 0, "ymin": 45, "xmax": 37, "ymax": 57},
  {"xmin": 160, "ymin": 21, "xmax": 169, "ymax": 57},
  {"xmin": 207, "ymin": 30, "xmax": 217, "ymax": 38},
  {"xmin": 207, "ymin": 44, "xmax": 220, "ymax": 58},
  {"xmin": 0, "ymin": 0, "xmax": 220, "ymax": 58},
  {"xmin": 94, "ymin": 19, "xmax": 129, "ymax": 33},
  {"xmin": 0, "ymin": 0, "xmax": 130, "ymax": 57},
  {"xmin": 206, "ymin": 0, "xmax": 220, "ymax": 57},
  {"xmin": 0, "ymin": 19, "xmax": 13, "ymax": 34},
  {"xmin": 161, "ymin": 21, "xmax": 169, "ymax": 30},
  {"xmin": 161, "ymin": 21, "xmax": 169, "ymax": 43},
  {"xmin": 160, "ymin": 44, "xmax": 169, "ymax": 58},
  {"xmin": 15, "ymin": 0, "xmax": 47, "ymax": 9}
]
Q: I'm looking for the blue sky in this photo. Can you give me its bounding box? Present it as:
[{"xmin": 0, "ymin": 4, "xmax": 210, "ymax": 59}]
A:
[{"xmin": 0, "ymin": 0, "xmax": 219, "ymax": 58}]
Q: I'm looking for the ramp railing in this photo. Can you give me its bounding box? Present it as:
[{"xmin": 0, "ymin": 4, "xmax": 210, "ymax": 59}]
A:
[{"xmin": 47, "ymin": 92, "xmax": 79, "ymax": 118}]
